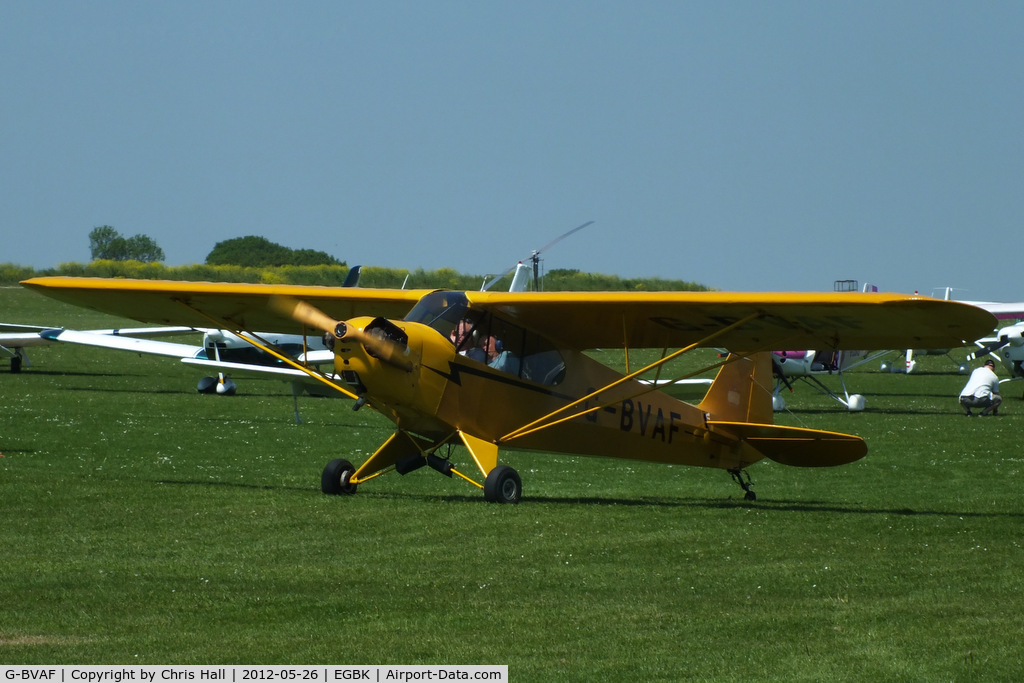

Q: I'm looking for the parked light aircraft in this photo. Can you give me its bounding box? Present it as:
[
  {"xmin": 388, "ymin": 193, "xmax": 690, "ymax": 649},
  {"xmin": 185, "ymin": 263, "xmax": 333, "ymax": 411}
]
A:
[
  {"xmin": 880, "ymin": 288, "xmax": 1024, "ymax": 374},
  {"xmin": 22, "ymin": 276, "xmax": 993, "ymax": 503},
  {"xmin": 40, "ymin": 326, "xmax": 334, "ymax": 396},
  {"xmin": 769, "ymin": 281, "xmax": 887, "ymax": 412},
  {"xmin": 966, "ymin": 320, "xmax": 1024, "ymax": 397},
  {"xmin": 770, "ymin": 348, "xmax": 888, "ymax": 412}
]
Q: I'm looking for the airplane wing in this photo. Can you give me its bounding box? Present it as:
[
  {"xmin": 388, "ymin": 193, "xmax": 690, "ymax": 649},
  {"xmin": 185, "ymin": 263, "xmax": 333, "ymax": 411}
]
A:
[
  {"xmin": 465, "ymin": 290, "xmax": 996, "ymax": 351},
  {"xmin": 972, "ymin": 302, "xmax": 1024, "ymax": 321},
  {"xmin": 1, "ymin": 329, "xmax": 63, "ymax": 349},
  {"xmin": 1, "ymin": 323, "xmax": 196, "ymax": 350},
  {"xmin": 21, "ymin": 277, "xmax": 431, "ymax": 332},
  {"xmin": 1, "ymin": 323, "xmax": 54, "ymax": 333},
  {"xmin": 22, "ymin": 278, "xmax": 995, "ymax": 353},
  {"xmin": 40, "ymin": 329, "xmax": 205, "ymax": 359}
]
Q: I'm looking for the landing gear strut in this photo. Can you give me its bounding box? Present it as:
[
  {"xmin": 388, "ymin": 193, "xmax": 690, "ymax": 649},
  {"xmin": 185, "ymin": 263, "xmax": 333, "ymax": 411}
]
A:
[{"xmin": 730, "ymin": 469, "xmax": 756, "ymax": 501}]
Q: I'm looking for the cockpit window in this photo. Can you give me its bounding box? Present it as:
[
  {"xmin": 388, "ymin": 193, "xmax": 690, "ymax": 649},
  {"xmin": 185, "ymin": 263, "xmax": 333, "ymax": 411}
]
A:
[
  {"xmin": 405, "ymin": 291, "xmax": 469, "ymax": 341},
  {"xmin": 406, "ymin": 292, "xmax": 565, "ymax": 386}
]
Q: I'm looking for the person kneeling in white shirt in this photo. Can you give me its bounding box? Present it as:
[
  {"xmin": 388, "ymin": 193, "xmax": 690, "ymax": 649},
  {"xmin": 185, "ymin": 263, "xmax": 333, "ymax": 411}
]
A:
[{"xmin": 959, "ymin": 359, "xmax": 1002, "ymax": 416}]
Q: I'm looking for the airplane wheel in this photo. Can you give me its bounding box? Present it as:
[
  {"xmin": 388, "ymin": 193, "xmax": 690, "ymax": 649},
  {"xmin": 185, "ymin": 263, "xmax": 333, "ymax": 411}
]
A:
[
  {"xmin": 321, "ymin": 458, "xmax": 357, "ymax": 496},
  {"xmin": 484, "ymin": 465, "xmax": 522, "ymax": 504},
  {"xmin": 216, "ymin": 379, "xmax": 237, "ymax": 396}
]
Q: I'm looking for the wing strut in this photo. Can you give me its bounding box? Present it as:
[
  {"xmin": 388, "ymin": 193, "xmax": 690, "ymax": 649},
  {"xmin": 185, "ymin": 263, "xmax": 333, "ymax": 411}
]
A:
[{"xmin": 501, "ymin": 311, "xmax": 763, "ymax": 443}]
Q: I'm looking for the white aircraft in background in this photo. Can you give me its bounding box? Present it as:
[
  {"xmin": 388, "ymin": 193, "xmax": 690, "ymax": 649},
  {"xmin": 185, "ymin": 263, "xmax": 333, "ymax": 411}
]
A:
[
  {"xmin": 39, "ymin": 325, "xmax": 334, "ymax": 394},
  {"xmin": 881, "ymin": 288, "xmax": 1024, "ymax": 374},
  {"xmin": 2, "ymin": 323, "xmax": 195, "ymax": 373},
  {"xmin": 770, "ymin": 348, "xmax": 887, "ymax": 412},
  {"xmin": 770, "ymin": 281, "xmax": 888, "ymax": 412},
  {"xmin": 965, "ymin": 320, "xmax": 1024, "ymax": 397}
]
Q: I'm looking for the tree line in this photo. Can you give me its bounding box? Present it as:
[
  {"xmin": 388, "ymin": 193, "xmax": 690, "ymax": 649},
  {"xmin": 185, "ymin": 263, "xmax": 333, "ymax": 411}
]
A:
[
  {"xmin": 89, "ymin": 228, "xmax": 340, "ymax": 268},
  {"xmin": 2, "ymin": 226, "xmax": 708, "ymax": 291}
]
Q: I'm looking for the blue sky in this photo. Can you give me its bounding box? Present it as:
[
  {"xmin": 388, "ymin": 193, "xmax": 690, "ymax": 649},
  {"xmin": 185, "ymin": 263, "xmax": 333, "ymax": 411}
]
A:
[{"xmin": 3, "ymin": 2, "xmax": 1022, "ymax": 300}]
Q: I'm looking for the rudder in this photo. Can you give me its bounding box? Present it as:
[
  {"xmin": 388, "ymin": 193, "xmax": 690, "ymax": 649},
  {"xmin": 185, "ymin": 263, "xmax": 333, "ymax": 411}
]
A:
[{"xmin": 698, "ymin": 352, "xmax": 775, "ymax": 425}]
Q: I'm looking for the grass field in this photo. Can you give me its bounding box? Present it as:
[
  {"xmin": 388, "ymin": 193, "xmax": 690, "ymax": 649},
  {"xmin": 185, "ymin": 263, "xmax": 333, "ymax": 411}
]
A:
[{"xmin": 2, "ymin": 286, "xmax": 1022, "ymax": 678}]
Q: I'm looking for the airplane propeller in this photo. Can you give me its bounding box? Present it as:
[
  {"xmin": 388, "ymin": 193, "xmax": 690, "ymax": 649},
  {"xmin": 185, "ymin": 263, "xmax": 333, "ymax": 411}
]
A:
[
  {"xmin": 483, "ymin": 220, "xmax": 594, "ymax": 291},
  {"xmin": 966, "ymin": 338, "xmax": 1011, "ymax": 364},
  {"xmin": 770, "ymin": 356, "xmax": 795, "ymax": 394},
  {"xmin": 271, "ymin": 296, "xmax": 417, "ymax": 372},
  {"xmin": 273, "ymin": 296, "xmax": 340, "ymax": 337}
]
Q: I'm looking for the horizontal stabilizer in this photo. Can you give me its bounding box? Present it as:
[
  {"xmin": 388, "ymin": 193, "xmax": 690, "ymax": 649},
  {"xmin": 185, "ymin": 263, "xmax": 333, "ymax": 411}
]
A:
[{"xmin": 709, "ymin": 421, "xmax": 867, "ymax": 467}]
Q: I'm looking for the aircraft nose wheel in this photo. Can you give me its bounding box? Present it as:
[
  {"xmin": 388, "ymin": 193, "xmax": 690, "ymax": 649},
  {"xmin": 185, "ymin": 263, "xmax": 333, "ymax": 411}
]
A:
[
  {"xmin": 730, "ymin": 469, "xmax": 756, "ymax": 501},
  {"xmin": 484, "ymin": 465, "xmax": 522, "ymax": 504},
  {"xmin": 322, "ymin": 458, "xmax": 358, "ymax": 495}
]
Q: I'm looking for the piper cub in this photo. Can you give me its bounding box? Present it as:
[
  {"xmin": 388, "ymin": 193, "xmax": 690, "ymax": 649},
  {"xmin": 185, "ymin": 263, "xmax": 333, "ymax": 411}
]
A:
[{"xmin": 23, "ymin": 276, "xmax": 994, "ymax": 503}]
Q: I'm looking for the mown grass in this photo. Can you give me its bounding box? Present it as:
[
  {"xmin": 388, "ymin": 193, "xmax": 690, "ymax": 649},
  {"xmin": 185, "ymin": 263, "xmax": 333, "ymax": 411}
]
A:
[{"xmin": 2, "ymin": 286, "xmax": 1022, "ymax": 678}]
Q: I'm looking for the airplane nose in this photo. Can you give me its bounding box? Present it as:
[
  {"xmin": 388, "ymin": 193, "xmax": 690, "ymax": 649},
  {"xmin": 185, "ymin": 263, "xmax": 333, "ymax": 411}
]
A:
[{"xmin": 270, "ymin": 296, "xmax": 417, "ymax": 372}]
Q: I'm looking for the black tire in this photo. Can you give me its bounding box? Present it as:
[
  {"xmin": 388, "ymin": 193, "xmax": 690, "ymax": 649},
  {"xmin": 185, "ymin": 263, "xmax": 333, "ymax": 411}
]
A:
[
  {"xmin": 321, "ymin": 458, "xmax": 357, "ymax": 496},
  {"xmin": 484, "ymin": 465, "xmax": 522, "ymax": 504}
]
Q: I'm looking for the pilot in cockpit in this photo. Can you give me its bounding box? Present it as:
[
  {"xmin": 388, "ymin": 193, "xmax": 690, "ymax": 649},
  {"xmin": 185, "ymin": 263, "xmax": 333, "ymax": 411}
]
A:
[{"xmin": 450, "ymin": 318, "xmax": 501, "ymax": 365}]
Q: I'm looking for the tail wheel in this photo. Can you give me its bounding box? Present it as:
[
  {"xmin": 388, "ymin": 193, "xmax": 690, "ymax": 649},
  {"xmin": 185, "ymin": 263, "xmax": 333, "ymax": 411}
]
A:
[
  {"xmin": 322, "ymin": 458, "xmax": 357, "ymax": 495},
  {"xmin": 484, "ymin": 465, "xmax": 522, "ymax": 504}
]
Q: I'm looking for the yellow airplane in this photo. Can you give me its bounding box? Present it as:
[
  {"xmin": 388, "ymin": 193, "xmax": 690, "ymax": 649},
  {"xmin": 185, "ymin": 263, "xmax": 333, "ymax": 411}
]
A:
[{"xmin": 22, "ymin": 276, "xmax": 994, "ymax": 503}]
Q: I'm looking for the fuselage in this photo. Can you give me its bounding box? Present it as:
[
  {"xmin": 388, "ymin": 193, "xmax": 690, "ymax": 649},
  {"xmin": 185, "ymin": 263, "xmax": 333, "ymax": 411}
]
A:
[{"xmin": 331, "ymin": 292, "xmax": 769, "ymax": 472}]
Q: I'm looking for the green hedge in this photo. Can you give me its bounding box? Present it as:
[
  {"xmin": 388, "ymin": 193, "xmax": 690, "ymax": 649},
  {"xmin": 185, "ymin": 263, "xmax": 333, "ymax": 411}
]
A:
[{"xmin": 2, "ymin": 261, "xmax": 709, "ymax": 292}]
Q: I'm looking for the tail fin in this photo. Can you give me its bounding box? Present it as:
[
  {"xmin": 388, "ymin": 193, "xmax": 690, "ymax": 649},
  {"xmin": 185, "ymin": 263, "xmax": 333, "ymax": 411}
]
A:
[
  {"xmin": 342, "ymin": 265, "xmax": 362, "ymax": 287},
  {"xmin": 508, "ymin": 262, "xmax": 531, "ymax": 292},
  {"xmin": 698, "ymin": 352, "xmax": 775, "ymax": 425}
]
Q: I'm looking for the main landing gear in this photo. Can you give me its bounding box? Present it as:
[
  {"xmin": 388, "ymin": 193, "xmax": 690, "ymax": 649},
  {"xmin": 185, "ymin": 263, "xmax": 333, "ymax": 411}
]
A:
[
  {"xmin": 483, "ymin": 465, "xmax": 522, "ymax": 504},
  {"xmin": 730, "ymin": 469, "xmax": 756, "ymax": 501},
  {"xmin": 322, "ymin": 458, "xmax": 358, "ymax": 495},
  {"xmin": 319, "ymin": 457, "xmax": 523, "ymax": 504}
]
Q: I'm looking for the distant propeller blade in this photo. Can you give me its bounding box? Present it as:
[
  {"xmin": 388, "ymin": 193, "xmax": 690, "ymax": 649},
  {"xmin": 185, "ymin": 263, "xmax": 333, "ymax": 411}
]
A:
[
  {"xmin": 482, "ymin": 220, "xmax": 594, "ymax": 292},
  {"xmin": 771, "ymin": 357, "xmax": 795, "ymax": 393},
  {"xmin": 966, "ymin": 338, "xmax": 1010, "ymax": 363},
  {"xmin": 532, "ymin": 220, "xmax": 594, "ymax": 258}
]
